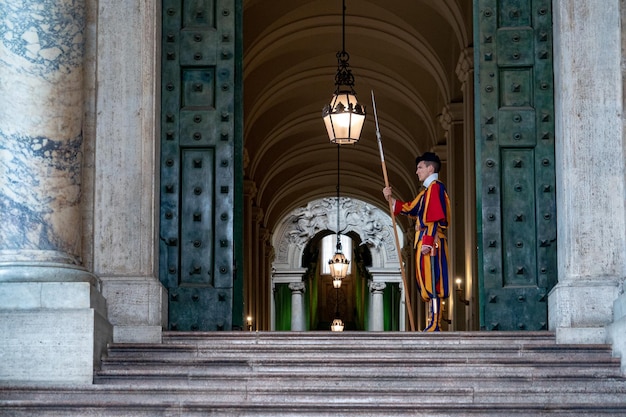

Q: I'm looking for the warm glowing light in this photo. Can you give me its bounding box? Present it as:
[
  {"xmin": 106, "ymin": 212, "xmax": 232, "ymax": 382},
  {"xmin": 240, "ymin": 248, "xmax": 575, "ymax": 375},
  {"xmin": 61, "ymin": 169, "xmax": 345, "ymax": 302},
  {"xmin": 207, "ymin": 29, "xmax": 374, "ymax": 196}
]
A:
[
  {"xmin": 331, "ymin": 318, "xmax": 345, "ymax": 332},
  {"xmin": 328, "ymin": 251, "xmax": 350, "ymax": 280},
  {"xmin": 323, "ymin": 91, "xmax": 365, "ymax": 144}
]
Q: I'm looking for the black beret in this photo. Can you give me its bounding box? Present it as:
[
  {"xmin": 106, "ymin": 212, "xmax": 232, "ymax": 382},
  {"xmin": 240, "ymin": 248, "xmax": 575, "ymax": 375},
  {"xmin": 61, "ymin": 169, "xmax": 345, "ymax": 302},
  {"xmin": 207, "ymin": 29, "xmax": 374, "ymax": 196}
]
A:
[{"xmin": 415, "ymin": 152, "xmax": 441, "ymax": 165}]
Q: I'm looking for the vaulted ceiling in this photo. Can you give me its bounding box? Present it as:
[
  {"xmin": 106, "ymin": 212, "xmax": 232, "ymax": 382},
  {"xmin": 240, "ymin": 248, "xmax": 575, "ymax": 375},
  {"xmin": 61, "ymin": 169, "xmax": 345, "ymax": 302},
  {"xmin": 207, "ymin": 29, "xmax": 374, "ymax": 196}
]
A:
[{"xmin": 243, "ymin": 0, "xmax": 473, "ymax": 232}]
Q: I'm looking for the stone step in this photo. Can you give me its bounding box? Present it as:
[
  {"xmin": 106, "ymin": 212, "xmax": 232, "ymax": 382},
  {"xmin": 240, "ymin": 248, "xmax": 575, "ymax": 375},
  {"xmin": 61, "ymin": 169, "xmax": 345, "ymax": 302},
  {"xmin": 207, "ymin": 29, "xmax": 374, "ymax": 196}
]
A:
[
  {"xmin": 96, "ymin": 361, "xmax": 623, "ymax": 381},
  {"xmin": 3, "ymin": 385, "xmax": 626, "ymax": 416},
  {"xmin": 104, "ymin": 331, "xmax": 614, "ymax": 367},
  {"xmin": 161, "ymin": 330, "xmax": 559, "ymax": 347},
  {"xmin": 3, "ymin": 332, "xmax": 626, "ymax": 416},
  {"xmin": 92, "ymin": 374, "xmax": 626, "ymax": 399},
  {"xmin": 103, "ymin": 342, "xmax": 616, "ymax": 362},
  {"xmin": 98, "ymin": 332, "xmax": 623, "ymax": 381}
]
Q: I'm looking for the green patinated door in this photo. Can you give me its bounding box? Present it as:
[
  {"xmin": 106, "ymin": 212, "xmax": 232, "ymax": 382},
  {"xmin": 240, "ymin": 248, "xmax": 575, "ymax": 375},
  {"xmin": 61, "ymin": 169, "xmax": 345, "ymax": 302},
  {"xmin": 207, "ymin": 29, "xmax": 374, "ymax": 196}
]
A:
[
  {"xmin": 159, "ymin": 0, "xmax": 243, "ymax": 331},
  {"xmin": 474, "ymin": 0, "xmax": 557, "ymax": 331}
]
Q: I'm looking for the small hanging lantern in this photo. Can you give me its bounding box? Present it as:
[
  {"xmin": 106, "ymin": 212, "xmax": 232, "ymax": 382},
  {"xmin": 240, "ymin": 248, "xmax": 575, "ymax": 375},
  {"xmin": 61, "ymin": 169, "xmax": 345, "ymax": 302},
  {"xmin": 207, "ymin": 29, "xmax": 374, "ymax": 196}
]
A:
[
  {"xmin": 329, "ymin": 242, "xmax": 350, "ymax": 284},
  {"xmin": 331, "ymin": 318, "xmax": 345, "ymax": 332}
]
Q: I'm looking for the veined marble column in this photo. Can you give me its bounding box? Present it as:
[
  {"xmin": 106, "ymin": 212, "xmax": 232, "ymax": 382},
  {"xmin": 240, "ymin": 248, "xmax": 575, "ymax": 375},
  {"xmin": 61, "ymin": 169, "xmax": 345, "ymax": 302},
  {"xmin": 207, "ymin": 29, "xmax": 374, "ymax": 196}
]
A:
[
  {"xmin": 289, "ymin": 281, "xmax": 306, "ymax": 331},
  {"xmin": 368, "ymin": 281, "xmax": 386, "ymax": 331},
  {"xmin": 0, "ymin": 0, "xmax": 86, "ymax": 271},
  {"xmin": 0, "ymin": 0, "xmax": 111, "ymax": 384}
]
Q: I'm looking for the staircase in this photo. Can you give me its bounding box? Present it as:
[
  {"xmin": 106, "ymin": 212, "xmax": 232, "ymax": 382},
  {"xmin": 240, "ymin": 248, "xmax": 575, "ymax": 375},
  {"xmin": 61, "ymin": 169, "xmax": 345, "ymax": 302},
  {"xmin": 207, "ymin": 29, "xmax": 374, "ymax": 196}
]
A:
[{"xmin": 2, "ymin": 331, "xmax": 626, "ymax": 416}]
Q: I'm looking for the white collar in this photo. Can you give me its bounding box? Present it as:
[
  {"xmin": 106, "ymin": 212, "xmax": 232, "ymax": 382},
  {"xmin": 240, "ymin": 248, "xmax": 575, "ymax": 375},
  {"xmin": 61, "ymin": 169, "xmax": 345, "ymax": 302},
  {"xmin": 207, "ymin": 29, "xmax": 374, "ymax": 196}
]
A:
[{"xmin": 423, "ymin": 173, "xmax": 439, "ymax": 189}]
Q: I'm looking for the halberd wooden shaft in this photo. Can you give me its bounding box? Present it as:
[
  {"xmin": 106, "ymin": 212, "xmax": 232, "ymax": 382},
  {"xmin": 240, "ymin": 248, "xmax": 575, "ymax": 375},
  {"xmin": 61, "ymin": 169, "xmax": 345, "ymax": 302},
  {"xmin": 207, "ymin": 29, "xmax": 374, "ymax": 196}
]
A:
[{"xmin": 371, "ymin": 90, "xmax": 416, "ymax": 332}]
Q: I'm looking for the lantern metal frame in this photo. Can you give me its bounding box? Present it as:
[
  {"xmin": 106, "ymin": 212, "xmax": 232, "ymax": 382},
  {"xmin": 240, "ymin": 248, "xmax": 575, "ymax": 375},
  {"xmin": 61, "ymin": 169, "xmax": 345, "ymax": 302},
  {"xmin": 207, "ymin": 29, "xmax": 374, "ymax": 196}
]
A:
[{"xmin": 322, "ymin": 0, "xmax": 366, "ymax": 144}]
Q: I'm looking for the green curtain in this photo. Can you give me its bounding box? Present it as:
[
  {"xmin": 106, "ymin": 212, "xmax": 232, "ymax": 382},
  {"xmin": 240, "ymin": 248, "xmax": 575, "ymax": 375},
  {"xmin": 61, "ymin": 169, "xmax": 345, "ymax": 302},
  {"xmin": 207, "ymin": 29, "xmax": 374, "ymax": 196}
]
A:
[{"xmin": 274, "ymin": 283, "xmax": 292, "ymax": 331}]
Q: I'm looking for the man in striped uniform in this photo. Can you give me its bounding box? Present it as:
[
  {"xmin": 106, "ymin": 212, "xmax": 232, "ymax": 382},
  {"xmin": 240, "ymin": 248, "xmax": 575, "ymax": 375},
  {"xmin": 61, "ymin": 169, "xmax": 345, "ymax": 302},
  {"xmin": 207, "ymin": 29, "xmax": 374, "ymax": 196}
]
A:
[{"xmin": 383, "ymin": 152, "xmax": 451, "ymax": 331}]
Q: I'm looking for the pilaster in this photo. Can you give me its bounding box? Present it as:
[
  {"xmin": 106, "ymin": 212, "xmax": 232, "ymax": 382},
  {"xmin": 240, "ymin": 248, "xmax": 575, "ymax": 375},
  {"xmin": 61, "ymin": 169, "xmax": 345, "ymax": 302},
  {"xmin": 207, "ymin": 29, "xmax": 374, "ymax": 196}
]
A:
[
  {"xmin": 251, "ymin": 206, "xmax": 264, "ymax": 328},
  {"xmin": 551, "ymin": 0, "xmax": 626, "ymax": 344},
  {"xmin": 456, "ymin": 47, "xmax": 477, "ymax": 330},
  {"xmin": 259, "ymin": 227, "xmax": 271, "ymax": 330},
  {"xmin": 92, "ymin": 0, "xmax": 164, "ymax": 343},
  {"xmin": 439, "ymin": 102, "xmax": 465, "ymax": 330},
  {"xmin": 243, "ymin": 180, "xmax": 257, "ymax": 326}
]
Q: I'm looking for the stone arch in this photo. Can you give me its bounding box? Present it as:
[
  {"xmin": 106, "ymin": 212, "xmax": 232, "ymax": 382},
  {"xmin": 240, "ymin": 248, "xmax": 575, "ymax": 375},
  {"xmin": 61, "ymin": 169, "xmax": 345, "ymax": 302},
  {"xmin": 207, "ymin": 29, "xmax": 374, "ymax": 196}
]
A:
[
  {"xmin": 271, "ymin": 197, "xmax": 408, "ymax": 331},
  {"xmin": 272, "ymin": 197, "xmax": 402, "ymax": 271}
]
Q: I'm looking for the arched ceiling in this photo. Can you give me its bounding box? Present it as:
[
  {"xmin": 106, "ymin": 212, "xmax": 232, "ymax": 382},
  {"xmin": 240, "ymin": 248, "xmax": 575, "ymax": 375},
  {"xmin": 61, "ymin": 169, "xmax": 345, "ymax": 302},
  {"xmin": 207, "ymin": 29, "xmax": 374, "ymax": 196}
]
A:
[{"xmin": 243, "ymin": 0, "xmax": 473, "ymax": 233}]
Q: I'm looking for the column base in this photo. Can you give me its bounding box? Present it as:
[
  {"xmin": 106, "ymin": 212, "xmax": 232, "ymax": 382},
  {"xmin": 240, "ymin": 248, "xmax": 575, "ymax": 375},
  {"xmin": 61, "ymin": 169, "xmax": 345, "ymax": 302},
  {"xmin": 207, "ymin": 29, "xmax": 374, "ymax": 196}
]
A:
[
  {"xmin": 0, "ymin": 309, "xmax": 112, "ymax": 385},
  {"xmin": 548, "ymin": 279, "xmax": 620, "ymax": 344},
  {"xmin": 0, "ymin": 276, "xmax": 112, "ymax": 385},
  {"xmin": 101, "ymin": 276, "xmax": 167, "ymax": 343}
]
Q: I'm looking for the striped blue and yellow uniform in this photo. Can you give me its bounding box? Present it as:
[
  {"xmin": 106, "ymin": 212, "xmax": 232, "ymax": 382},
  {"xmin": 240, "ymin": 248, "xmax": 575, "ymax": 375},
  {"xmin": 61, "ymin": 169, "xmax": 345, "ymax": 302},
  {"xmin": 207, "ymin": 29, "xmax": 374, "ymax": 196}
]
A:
[{"xmin": 393, "ymin": 180, "xmax": 451, "ymax": 302}]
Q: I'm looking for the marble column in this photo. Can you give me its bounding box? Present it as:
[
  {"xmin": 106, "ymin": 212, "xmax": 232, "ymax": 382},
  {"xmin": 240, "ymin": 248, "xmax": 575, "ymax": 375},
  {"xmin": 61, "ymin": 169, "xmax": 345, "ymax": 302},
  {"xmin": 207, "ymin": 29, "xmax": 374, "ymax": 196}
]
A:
[
  {"xmin": 0, "ymin": 1, "xmax": 85, "ymax": 270},
  {"xmin": 252, "ymin": 206, "xmax": 264, "ymax": 328},
  {"xmin": 550, "ymin": 0, "xmax": 626, "ymax": 345},
  {"xmin": 289, "ymin": 281, "xmax": 306, "ymax": 331},
  {"xmin": 0, "ymin": 0, "xmax": 111, "ymax": 384},
  {"xmin": 369, "ymin": 269, "xmax": 405, "ymax": 331},
  {"xmin": 267, "ymin": 245, "xmax": 276, "ymax": 329},
  {"xmin": 368, "ymin": 281, "xmax": 386, "ymax": 331},
  {"xmin": 243, "ymin": 180, "xmax": 257, "ymax": 324},
  {"xmin": 271, "ymin": 268, "xmax": 307, "ymax": 330},
  {"xmin": 259, "ymin": 227, "xmax": 270, "ymax": 330},
  {"xmin": 455, "ymin": 47, "xmax": 477, "ymax": 331},
  {"xmin": 439, "ymin": 102, "xmax": 465, "ymax": 331}
]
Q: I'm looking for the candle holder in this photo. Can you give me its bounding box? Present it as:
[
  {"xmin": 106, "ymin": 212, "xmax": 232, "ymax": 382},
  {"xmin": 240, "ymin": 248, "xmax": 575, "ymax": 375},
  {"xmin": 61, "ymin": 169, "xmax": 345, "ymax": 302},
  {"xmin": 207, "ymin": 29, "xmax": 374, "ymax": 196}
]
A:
[{"xmin": 455, "ymin": 278, "xmax": 470, "ymax": 306}]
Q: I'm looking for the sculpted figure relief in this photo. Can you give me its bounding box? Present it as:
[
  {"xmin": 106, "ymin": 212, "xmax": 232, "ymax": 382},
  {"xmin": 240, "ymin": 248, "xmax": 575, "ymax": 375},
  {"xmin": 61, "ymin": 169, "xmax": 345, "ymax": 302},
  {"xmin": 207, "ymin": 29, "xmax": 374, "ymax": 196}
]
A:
[{"xmin": 275, "ymin": 197, "xmax": 400, "ymax": 266}]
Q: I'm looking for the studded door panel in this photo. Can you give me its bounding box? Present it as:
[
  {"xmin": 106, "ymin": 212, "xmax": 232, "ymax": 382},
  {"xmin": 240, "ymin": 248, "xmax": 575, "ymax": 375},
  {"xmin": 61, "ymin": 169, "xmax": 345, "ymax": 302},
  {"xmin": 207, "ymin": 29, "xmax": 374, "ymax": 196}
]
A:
[
  {"xmin": 159, "ymin": 0, "xmax": 240, "ymax": 331},
  {"xmin": 474, "ymin": 0, "xmax": 557, "ymax": 331}
]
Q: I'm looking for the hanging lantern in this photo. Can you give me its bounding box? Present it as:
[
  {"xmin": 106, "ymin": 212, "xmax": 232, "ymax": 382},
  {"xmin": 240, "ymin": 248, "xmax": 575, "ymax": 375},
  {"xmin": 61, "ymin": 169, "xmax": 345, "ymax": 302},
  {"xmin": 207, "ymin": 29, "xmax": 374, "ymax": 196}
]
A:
[
  {"xmin": 332, "ymin": 276, "xmax": 343, "ymax": 289},
  {"xmin": 322, "ymin": 0, "xmax": 366, "ymax": 144},
  {"xmin": 322, "ymin": 78, "xmax": 366, "ymax": 144},
  {"xmin": 331, "ymin": 318, "xmax": 345, "ymax": 332},
  {"xmin": 329, "ymin": 249, "xmax": 350, "ymax": 284}
]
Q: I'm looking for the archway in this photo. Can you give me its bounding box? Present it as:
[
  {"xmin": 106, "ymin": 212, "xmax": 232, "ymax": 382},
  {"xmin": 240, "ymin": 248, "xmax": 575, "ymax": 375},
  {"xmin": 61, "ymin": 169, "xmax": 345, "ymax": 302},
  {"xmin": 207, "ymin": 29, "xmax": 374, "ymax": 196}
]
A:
[{"xmin": 271, "ymin": 197, "xmax": 406, "ymax": 331}]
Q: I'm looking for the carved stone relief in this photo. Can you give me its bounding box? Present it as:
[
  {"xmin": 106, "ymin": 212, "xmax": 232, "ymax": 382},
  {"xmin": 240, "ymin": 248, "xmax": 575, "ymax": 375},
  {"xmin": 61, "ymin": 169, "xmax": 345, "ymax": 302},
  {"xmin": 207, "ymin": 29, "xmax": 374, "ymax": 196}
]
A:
[{"xmin": 272, "ymin": 197, "xmax": 402, "ymax": 270}]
